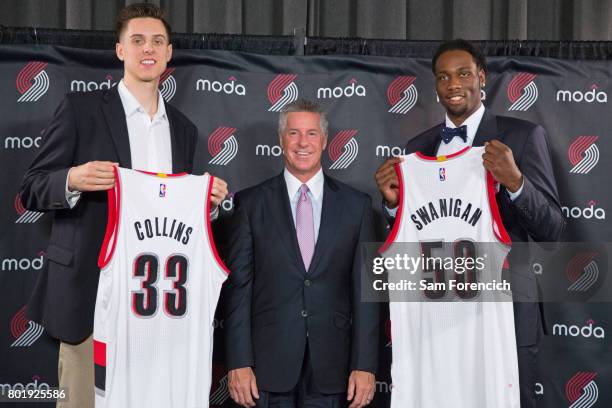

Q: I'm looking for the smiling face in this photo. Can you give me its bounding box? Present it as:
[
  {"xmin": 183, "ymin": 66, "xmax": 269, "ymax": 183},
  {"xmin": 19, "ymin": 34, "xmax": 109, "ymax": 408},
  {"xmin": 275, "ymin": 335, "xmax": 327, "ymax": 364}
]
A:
[
  {"xmin": 280, "ymin": 111, "xmax": 327, "ymax": 183},
  {"xmin": 115, "ymin": 17, "xmax": 172, "ymax": 86},
  {"xmin": 434, "ymin": 49, "xmax": 485, "ymax": 126}
]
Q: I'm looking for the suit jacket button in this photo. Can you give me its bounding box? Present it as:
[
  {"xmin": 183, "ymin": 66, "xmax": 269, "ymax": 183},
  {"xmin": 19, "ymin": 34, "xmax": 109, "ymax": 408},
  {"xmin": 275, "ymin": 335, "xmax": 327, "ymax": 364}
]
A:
[
  {"xmin": 304, "ymin": 279, "xmax": 311, "ymax": 287},
  {"xmin": 301, "ymin": 310, "xmax": 308, "ymax": 318}
]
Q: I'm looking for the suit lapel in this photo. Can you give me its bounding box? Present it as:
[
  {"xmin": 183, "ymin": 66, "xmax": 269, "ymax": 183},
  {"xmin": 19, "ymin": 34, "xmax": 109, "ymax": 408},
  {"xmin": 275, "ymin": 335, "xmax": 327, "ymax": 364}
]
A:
[
  {"xmin": 308, "ymin": 174, "xmax": 341, "ymax": 275},
  {"xmin": 424, "ymin": 125, "xmax": 443, "ymax": 156},
  {"xmin": 473, "ymin": 109, "xmax": 501, "ymax": 146},
  {"xmin": 101, "ymin": 87, "xmax": 131, "ymax": 168},
  {"xmin": 267, "ymin": 174, "xmax": 305, "ymax": 272}
]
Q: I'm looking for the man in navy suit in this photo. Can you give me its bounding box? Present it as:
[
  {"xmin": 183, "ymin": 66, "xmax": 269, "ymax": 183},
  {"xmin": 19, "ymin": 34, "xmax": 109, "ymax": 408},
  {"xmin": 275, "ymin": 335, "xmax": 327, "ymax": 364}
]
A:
[
  {"xmin": 375, "ymin": 39, "xmax": 565, "ymax": 408},
  {"xmin": 20, "ymin": 4, "xmax": 227, "ymax": 407},
  {"xmin": 224, "ymin": 99, "xmax": 379, "ymax": 408}
]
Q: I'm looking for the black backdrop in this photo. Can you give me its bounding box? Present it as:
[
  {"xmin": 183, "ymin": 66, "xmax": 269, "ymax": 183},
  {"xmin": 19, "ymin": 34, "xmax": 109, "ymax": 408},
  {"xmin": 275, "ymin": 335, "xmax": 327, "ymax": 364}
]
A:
[{"xmin": 1, "ymin": 33, "xmax": 611, "ymax": 408}]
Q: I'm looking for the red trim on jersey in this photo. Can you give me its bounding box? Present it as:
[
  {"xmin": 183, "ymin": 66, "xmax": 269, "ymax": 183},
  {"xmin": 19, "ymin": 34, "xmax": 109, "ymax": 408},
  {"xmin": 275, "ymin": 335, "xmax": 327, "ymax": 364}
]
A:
[
  {"xmin": 379, "ymin": 163, "xmax": 404, "ymax": 254},
  {"xmin": 415, "ymin": 146, "xmax": 471, "ymax": 161},
  {"xmin": 136, "ymin": 170, "xmax": 189, "ymax": 177},
  {"xmin": 93, "ymin": 339, "xmax": 107, "ymax": 367},
  {"xmin": 503, "ymin": 257, "xmax": 510, "ymax": 269},
  {"xmin": 486, "ymin": 171, "xmax": 511, "ymax": 246},
  {"xmin": 206, "ymin": 176, "xmax": 230, "ymax": 275},
  {"xmin": 98, "ymin": 167, "xmax": 121, "ymax": 268}
]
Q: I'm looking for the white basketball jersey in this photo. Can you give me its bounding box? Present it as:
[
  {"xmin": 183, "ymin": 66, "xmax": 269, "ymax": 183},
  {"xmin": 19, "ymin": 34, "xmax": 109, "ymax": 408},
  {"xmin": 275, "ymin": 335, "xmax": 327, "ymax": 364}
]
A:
[
  {"xmin": 94, "ymin": 168, "xmax": 228, "ymax": 408},
  {"xmin": 381, "ymin": 147, "xmax": 520, "ymax": 408}
]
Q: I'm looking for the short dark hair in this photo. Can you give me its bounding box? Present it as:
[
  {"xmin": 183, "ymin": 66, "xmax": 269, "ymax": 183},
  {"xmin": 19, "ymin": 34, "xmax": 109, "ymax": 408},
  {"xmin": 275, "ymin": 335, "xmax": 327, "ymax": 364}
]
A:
[
  {"xmin": 278, "ymin": 99, "xmax": 328, "ymax": 136},
  {"xmin": 431, "ymin": 39, "xmax": 487, "ymax": 74},
  {"xmin": 116, "ymin": 3, "xmax": 171, "ymax": 42}
]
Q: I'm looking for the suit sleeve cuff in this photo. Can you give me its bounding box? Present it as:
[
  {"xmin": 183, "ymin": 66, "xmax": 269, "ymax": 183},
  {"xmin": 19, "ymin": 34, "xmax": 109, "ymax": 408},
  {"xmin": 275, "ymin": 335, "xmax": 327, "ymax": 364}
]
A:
[
  {"xmin": 506, "ymin": 178, "xmax": 525, "ymax": 201},
  {"xmin": 384, "ymin": 204, "xmax": 398, "ymax": 218},
  {"xmin": 209, "ymin": 205, "xmax": 219, "ymax": 222},
  {"xmin": 65, "ymin": 168, "xmax": 81, "ymax": 209}
]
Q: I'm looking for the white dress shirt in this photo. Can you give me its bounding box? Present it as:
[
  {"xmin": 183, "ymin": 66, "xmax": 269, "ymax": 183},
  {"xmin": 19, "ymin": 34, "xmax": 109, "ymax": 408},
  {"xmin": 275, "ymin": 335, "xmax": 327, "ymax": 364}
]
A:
[
  {"xmin": 66, "ymin": 80, "xmax": 172, "ymax": 207},
  {"xmin": 284, "ymin": 167, "xmax": 324, "ymax": 243}
]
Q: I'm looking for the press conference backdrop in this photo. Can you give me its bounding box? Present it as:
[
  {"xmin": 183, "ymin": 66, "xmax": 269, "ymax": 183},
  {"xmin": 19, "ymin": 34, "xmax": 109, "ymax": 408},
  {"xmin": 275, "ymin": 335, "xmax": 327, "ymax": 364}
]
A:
[{"xmin": 1, "ymin": 43, "xmax": 611, "ymax": 408}]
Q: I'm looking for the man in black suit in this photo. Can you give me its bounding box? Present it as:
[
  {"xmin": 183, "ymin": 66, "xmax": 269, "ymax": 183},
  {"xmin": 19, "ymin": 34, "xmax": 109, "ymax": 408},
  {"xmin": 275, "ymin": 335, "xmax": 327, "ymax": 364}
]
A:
[
  {"xmin": 20, "ymin": 4, "xmax": 227, "ymax": 408},
  {"xmin": 224, "ymin": 99, "xmax": 379, "ymax": 408},
  {"xmin": 375, "ymin": 39, "xmax": 565, "ymax": 408}
]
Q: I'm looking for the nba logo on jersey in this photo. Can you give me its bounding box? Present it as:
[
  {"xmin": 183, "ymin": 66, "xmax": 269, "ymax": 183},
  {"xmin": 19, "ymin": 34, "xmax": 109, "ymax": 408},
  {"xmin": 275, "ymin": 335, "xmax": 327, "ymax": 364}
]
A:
[
  {"xmin": 439, "ymin": 167, "xmax": 446, "ymax": 181},
  {"xmin": 159, "ymin": 183, "xmax": 166, "ymax": 197}
]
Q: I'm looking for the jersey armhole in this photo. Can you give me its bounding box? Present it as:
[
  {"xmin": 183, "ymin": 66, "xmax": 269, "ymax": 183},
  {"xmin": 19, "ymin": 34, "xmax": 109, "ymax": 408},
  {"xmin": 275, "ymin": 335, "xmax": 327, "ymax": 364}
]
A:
[
  {"xmin": 98, "ymin": 167, "xmax": 121, "ymax": 268},
  {"xmin": 486, "ymin": 171, "xmax": 512, "ymax": 246},
  {"xmin": 379, "ymin": 163, "xmax": 405, "ymax": 254},
  {"xmin": 205, "ymin": 175, "xmax": 230, "ymax": 276}
]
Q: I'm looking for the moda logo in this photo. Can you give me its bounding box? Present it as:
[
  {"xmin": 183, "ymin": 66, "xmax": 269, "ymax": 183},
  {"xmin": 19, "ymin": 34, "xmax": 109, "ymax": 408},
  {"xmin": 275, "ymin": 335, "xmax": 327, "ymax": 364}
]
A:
[
  {"xmin": 196, "ymin": 75, "xmax": 246, "ymax": 96},
  {"xmin": 375, "ymin": 145, "xmax": 408, "ymax": 157},
  {"xmin": 376, "ymin": 380, "xmax": 392, "ymax": 394},
  {"xmin": 328, "ymin": 130, "xmax": 358, "ymax": 170},
  {"xmin": 562, "ymin": 201, "xmax": 606, "ymax": 220},
  {"xmin": 507, "ymin": 72, "xmax": 538, "ymax": 111},
  {"xmin": 1, "ymin": 251, "xmax": 45, "ymax": 271},
  {"xmin": 70, "ymin": 74, "xmax": 118, "ymax": 92},
  {"xmin": 568, "ymin": 136, "xmax": 599, "ymax": 174},
  {"xmin": 4, "ymin": 133, "xmax": 42, "ymax": 150},
  {"xmin": 557, "ymin": 84, "xmax": 607, "ymax": 104},
  {"xmin": 566, "ymin": 252, "xmax": 599, "ymax": 292},
  {"xmin": 14, "ymin": 194, "xmax": 45, "ymax": 224},
  {"xmin": 208, "ymin": 127, "xmax": 238, "ymax": 166},
  {"xmin": 255, "ymin": 144, "xmax": 283, "ymax": 157},
  {"xmin": 565, "ymin": 372, "xmax": 598, "ymax": 408},
  {"xmin": 16, "ymin": 61, "xmax": 49, "ymax": 102},
  {"xmin": 10, "ymin": 306, "xmax": 44, "ymax": 347},
  {"xmin": 220, "ymin": 194, "xmax": 234, "ymax": 213},
  {"xmin": 159, "ymin": 68, "xmax": 177, "ymax": 101},
  {"xmin": 553, "ymin": 319, "xmax": 605, "ymax": 339},
  {"xmin": 0, "ymin": 376, "xmax": 51, "ymax": 393},
  {"xmin": 317, "ymin": 78, "xmax": 366, "ymax": 99},
  {"xmin": 267, "ymin": 74, "xmax": 298, "ymax": 112},
  {"xmin": 387, "ymin": 76, "xmax": 418, "ymax": 114},
  {"xmin": 209, "ymin": 364, "xmax": 230, "ymax": 407}
]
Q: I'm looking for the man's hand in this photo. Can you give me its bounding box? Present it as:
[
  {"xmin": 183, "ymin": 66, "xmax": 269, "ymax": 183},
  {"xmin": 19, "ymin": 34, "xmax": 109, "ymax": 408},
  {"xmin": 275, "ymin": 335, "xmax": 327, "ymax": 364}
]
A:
[
  {"xmin": 68, "ymin": 161, "xmax": 117, "ymax": 192},
  {"xmin": 482, "ymin": 140, "xmax": 523, "ymax": 192},
  {"xmin": 228, "ymin": 367, "xmax": 259, "ymax": 407},
  {"xmin": 347, "ymin": 370, "xmax": 375, "ymax": 408},
  {"xmin": 374, "ymin": 157, "xmax": 403, "ymax": 208},
  {"xmin": 209, "ymin": 176, "xmax": 229, "ymax": 208}
]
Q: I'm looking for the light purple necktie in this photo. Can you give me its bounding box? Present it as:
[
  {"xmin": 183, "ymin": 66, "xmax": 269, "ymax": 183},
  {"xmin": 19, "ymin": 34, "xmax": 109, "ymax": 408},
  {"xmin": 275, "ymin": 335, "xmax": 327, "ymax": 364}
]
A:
[{"xmin": 296, "ymin": 184, "xmax": 315, "ymax": 271}]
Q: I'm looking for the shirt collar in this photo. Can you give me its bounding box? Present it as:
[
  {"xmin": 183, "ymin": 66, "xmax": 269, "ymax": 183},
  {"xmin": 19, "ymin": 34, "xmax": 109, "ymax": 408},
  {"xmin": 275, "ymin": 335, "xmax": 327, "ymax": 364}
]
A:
[
  {"xmin": 284, "ymin": 167, "xmax": 324, "ymax": 202},
  {"xmin": 444, "ymin": 103, "xmax": 485, "ymax": 144},
  {"xmin": 118, "ymin": 79, "xmax": 167, "ymax": 121}
]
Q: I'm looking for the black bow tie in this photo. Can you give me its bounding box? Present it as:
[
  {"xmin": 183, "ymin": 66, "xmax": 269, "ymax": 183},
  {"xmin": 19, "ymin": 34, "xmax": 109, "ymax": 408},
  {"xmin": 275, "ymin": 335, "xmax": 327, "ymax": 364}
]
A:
[{"xmin": 440, "ymin": 125, "xmax": 467, "ymax": 144}]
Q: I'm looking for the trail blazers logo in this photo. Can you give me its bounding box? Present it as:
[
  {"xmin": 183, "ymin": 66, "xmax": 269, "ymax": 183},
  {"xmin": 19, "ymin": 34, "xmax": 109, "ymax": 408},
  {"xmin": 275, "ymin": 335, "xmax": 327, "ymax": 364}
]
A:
[
  {"xmin": 10, "ymin": 306, "xmax": 44, "ymax": 347},
  {"xmin": 568, "ymin": 136, "xmax": 599, "ymax": 174},
  {"xmin": 16, "ymin": 61, "xmax": 49, "ymax": 103},
  {"xmin": 159, "ymin": 68, "xmax": 177, "ymax": 101},
  {"xmin": 387, "ymin": 76, "xmax": 418, "ymax": 114},
  {"xmin": 565, "ymin": 372, "xmax": 598, "ymax": 408},
  {"xmin": 328, "ymin": 130, "xmax": 358, "ymax": 170},
  {"xmin": 15, "ymin": 193, "xmax": 44, "ymax": 224},
  {"xmin": 209, "ymin": 365, "xmax": 230, "ymax": 407},
  {"xmin": 507, "ymin": 72, "xmax": 538, "ymax": 111},
  {"xmin": 566, "ymin": 252, "xmax": 599, "ymax": 292},
  {"xmin": 208, "ymin": 127, "xmax": 238, "ymax": 166},
  {"xmin": 267, "ymin": 74, "xmax": 298, "ymax": 111}
]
